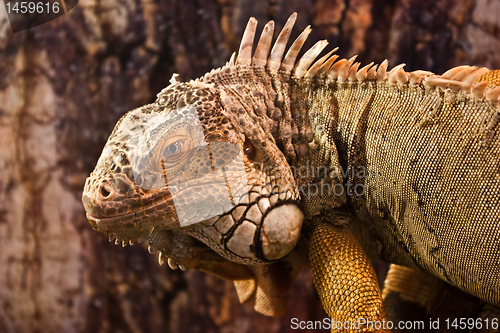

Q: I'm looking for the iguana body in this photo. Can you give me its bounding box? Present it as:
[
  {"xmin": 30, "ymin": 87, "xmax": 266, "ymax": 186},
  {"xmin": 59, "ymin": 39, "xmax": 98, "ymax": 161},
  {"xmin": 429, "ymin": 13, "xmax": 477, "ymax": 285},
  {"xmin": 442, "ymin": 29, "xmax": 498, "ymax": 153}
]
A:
[{"xmin": 82, "ymin": 13, "xmax": 500, "ymax": 332}]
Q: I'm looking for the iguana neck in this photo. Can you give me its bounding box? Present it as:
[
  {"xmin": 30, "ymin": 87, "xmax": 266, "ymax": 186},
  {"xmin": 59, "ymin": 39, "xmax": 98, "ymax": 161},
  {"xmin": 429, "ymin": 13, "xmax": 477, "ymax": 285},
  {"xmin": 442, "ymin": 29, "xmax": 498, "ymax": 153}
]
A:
[
  {"xmin": 272, "ymin": 75, "xmax": 379, "ymax": 218},
  {"xmin": 277, "ymin": 77, "xmax": 389, "ymax": 256},
  {"xmin": 286, "ymin": 78, "xmax": 382, "ymax": 163}
]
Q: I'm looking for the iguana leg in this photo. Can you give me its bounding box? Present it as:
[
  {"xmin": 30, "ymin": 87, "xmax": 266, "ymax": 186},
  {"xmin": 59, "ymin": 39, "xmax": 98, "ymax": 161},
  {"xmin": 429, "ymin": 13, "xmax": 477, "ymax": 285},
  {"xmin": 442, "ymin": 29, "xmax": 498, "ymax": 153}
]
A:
[
  {"xmin": 304, "ymin": 213, "xmax": 389, "ymax": 332},
  {"xmin": 382, "ymin": 265, "xmax": 444, "ymax": 323},
  {"xmin": 478, "ymin": 304, "xmax": 500, "ymax": 333},
  {"xmin": 147, "ymin": 229, "xmax": 309, "ymax": 317},
  {"xmin": 383, "ymin": 265, "xmax": 500, "ymax": 332},
  {"xmin": 234, "ymin": 237, "xmax": 309, "ymax": 317},
  {"xmin": 147, "ymin": 229, "xmax": 255, "ymax": 280}
]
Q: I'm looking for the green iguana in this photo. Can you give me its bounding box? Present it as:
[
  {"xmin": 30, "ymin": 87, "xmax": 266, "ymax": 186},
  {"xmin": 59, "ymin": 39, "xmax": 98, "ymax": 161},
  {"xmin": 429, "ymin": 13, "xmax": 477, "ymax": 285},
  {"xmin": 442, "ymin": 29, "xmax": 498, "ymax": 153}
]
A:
[{"xmin": 82, "ymin": 13, "xmax": 500, "ymax": 332}]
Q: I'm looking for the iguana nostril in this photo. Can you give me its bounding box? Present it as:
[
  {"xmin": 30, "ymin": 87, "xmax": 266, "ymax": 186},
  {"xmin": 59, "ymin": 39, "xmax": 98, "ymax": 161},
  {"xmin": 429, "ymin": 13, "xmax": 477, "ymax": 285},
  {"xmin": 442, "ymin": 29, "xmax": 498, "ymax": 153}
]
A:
[{"xmin": 99, "ymin": 182, "xmax": 113, "ymax": 199}]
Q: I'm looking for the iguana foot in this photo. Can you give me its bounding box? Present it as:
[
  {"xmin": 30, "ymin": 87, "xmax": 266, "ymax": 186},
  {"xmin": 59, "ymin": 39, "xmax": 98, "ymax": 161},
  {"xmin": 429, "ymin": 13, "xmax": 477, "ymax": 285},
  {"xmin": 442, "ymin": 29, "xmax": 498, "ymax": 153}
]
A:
[
  {"xmin": 147, "ymin": 229, "xmax": 309, "ymax": 317},
  {"xmin": 382, "ymin": 264, "xmax": 444, "ymax": 323},
  {"xmin": 383, "ymin": 264, "xmax": 500, "ymax": 333},
  {"xmin": 147, "ymin": 229, "xmax": 254, "ymax": 280}
]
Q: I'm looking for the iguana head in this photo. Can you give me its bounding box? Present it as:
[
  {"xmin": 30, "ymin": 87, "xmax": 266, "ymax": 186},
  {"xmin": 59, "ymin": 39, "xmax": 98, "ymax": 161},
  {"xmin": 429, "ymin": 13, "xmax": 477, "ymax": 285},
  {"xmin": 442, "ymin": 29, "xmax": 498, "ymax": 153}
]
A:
[{"xmin": 82, "ymin": 14, "xmax": 320, "ymax": 264}]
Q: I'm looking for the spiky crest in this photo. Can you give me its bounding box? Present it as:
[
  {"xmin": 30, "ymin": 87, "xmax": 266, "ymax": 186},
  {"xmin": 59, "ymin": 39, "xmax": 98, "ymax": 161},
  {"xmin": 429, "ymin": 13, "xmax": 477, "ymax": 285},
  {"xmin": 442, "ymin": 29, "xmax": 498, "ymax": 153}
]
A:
[{"xmin": 199, "ymin": 13, "xmax": 500, "ymax": 104}]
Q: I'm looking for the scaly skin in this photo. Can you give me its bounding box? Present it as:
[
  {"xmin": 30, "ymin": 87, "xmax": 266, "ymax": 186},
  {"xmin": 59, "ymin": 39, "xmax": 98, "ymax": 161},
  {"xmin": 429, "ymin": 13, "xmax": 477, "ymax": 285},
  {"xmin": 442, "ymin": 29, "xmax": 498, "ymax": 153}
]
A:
[{"xmin": 82, "ymin": 13, "xmax": 500, "ymax": 332}]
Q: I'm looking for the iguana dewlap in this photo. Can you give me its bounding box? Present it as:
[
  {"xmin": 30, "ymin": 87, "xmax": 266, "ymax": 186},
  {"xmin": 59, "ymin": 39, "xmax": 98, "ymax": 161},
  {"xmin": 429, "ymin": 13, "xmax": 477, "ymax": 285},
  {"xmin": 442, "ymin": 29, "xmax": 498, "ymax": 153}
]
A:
[{"xmin": 82, "ymin": 13, "xmax": 500, "ymax": 332}]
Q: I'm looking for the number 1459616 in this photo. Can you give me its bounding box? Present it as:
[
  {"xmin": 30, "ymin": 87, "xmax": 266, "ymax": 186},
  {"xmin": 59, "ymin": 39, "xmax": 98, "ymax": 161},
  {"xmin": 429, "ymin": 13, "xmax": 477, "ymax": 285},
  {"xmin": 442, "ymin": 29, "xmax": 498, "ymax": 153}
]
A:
[
  {"xmin": 445, "ymin": 317, "xmax": 498, "ymax": 330},
  {"xmin": 5, "ymin": 1, "xmax": 60, "ymax": 14}
]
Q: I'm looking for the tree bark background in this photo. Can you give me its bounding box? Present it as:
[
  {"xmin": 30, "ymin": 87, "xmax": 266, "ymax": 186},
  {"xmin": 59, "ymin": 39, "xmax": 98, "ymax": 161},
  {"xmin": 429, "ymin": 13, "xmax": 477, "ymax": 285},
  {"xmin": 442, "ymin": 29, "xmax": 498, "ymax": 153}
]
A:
[{"xmin": 0, "ymin": 0, "xmax": 499, "ymax": 332}]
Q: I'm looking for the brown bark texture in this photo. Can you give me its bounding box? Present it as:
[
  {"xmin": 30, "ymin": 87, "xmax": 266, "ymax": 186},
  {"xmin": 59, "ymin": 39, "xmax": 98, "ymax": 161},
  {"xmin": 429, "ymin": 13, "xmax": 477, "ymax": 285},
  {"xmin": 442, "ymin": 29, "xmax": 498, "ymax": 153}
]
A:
[{"xmin": 0, "ymin": 0, "xmax": 499, "ymax": 332}]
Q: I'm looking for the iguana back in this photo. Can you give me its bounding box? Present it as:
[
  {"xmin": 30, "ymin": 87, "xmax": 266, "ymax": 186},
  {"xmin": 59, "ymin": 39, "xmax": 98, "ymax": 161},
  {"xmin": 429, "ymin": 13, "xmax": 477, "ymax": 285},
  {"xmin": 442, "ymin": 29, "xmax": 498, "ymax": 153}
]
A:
[{"xmin": 325, "ymin": 76, "xmax": 500, "ymax": 305}]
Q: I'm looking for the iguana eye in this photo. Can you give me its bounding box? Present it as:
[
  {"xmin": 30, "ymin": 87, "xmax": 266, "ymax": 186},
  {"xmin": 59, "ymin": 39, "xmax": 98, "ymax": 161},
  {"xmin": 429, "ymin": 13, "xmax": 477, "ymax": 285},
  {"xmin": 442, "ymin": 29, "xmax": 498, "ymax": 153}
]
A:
[
  {"xmin": 243, "ymin": 139, "xmax": 256, "ymax": 161},
  {"xmin": 166, "ymin": 141, "xmax": 182, "ymax": 156},
  {"xmin": 146, "ymin": 135, "xmax": 190, "ymax": 173},
  {"xmin": 162, "ymin": 139, "xmax": 188, "ymax": 162}
]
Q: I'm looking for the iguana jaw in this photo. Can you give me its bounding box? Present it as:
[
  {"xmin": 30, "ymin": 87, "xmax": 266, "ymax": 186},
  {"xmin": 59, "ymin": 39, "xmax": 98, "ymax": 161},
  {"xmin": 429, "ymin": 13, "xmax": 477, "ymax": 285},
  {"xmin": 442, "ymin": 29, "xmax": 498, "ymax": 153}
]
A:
[
  {"xmin": 82, "ymin": 176, "xmax": 173, "ymax": 245},
  {"xmin": 83, "ymin": 174, "xmax": 247, "ymax": 238},
  {"xmin": 83, "ymin": 167, "xmax": 304, "ymax": 263}
]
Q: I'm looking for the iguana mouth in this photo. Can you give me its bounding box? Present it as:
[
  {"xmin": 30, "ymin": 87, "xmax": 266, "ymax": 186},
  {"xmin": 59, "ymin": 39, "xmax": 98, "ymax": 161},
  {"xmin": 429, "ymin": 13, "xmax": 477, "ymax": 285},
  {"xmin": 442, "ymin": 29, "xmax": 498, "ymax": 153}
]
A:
[
  {"xmin": 84, "ymin": 171, "xmax": 246, "ymax": 218},
  {"xmin": 86, "ymin": 205, "xmax": 174, "ymax": 232},
  {"xmin": 84, "ymin": 211, "xmax": 182, "ymax": 246},
  {"xmin": 84, "ymin": 177, "xmax": 293, "ymax": 239},
  {"xmin": 86, "ymin": 183, "xmax": 299, "ymax": 253}
]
